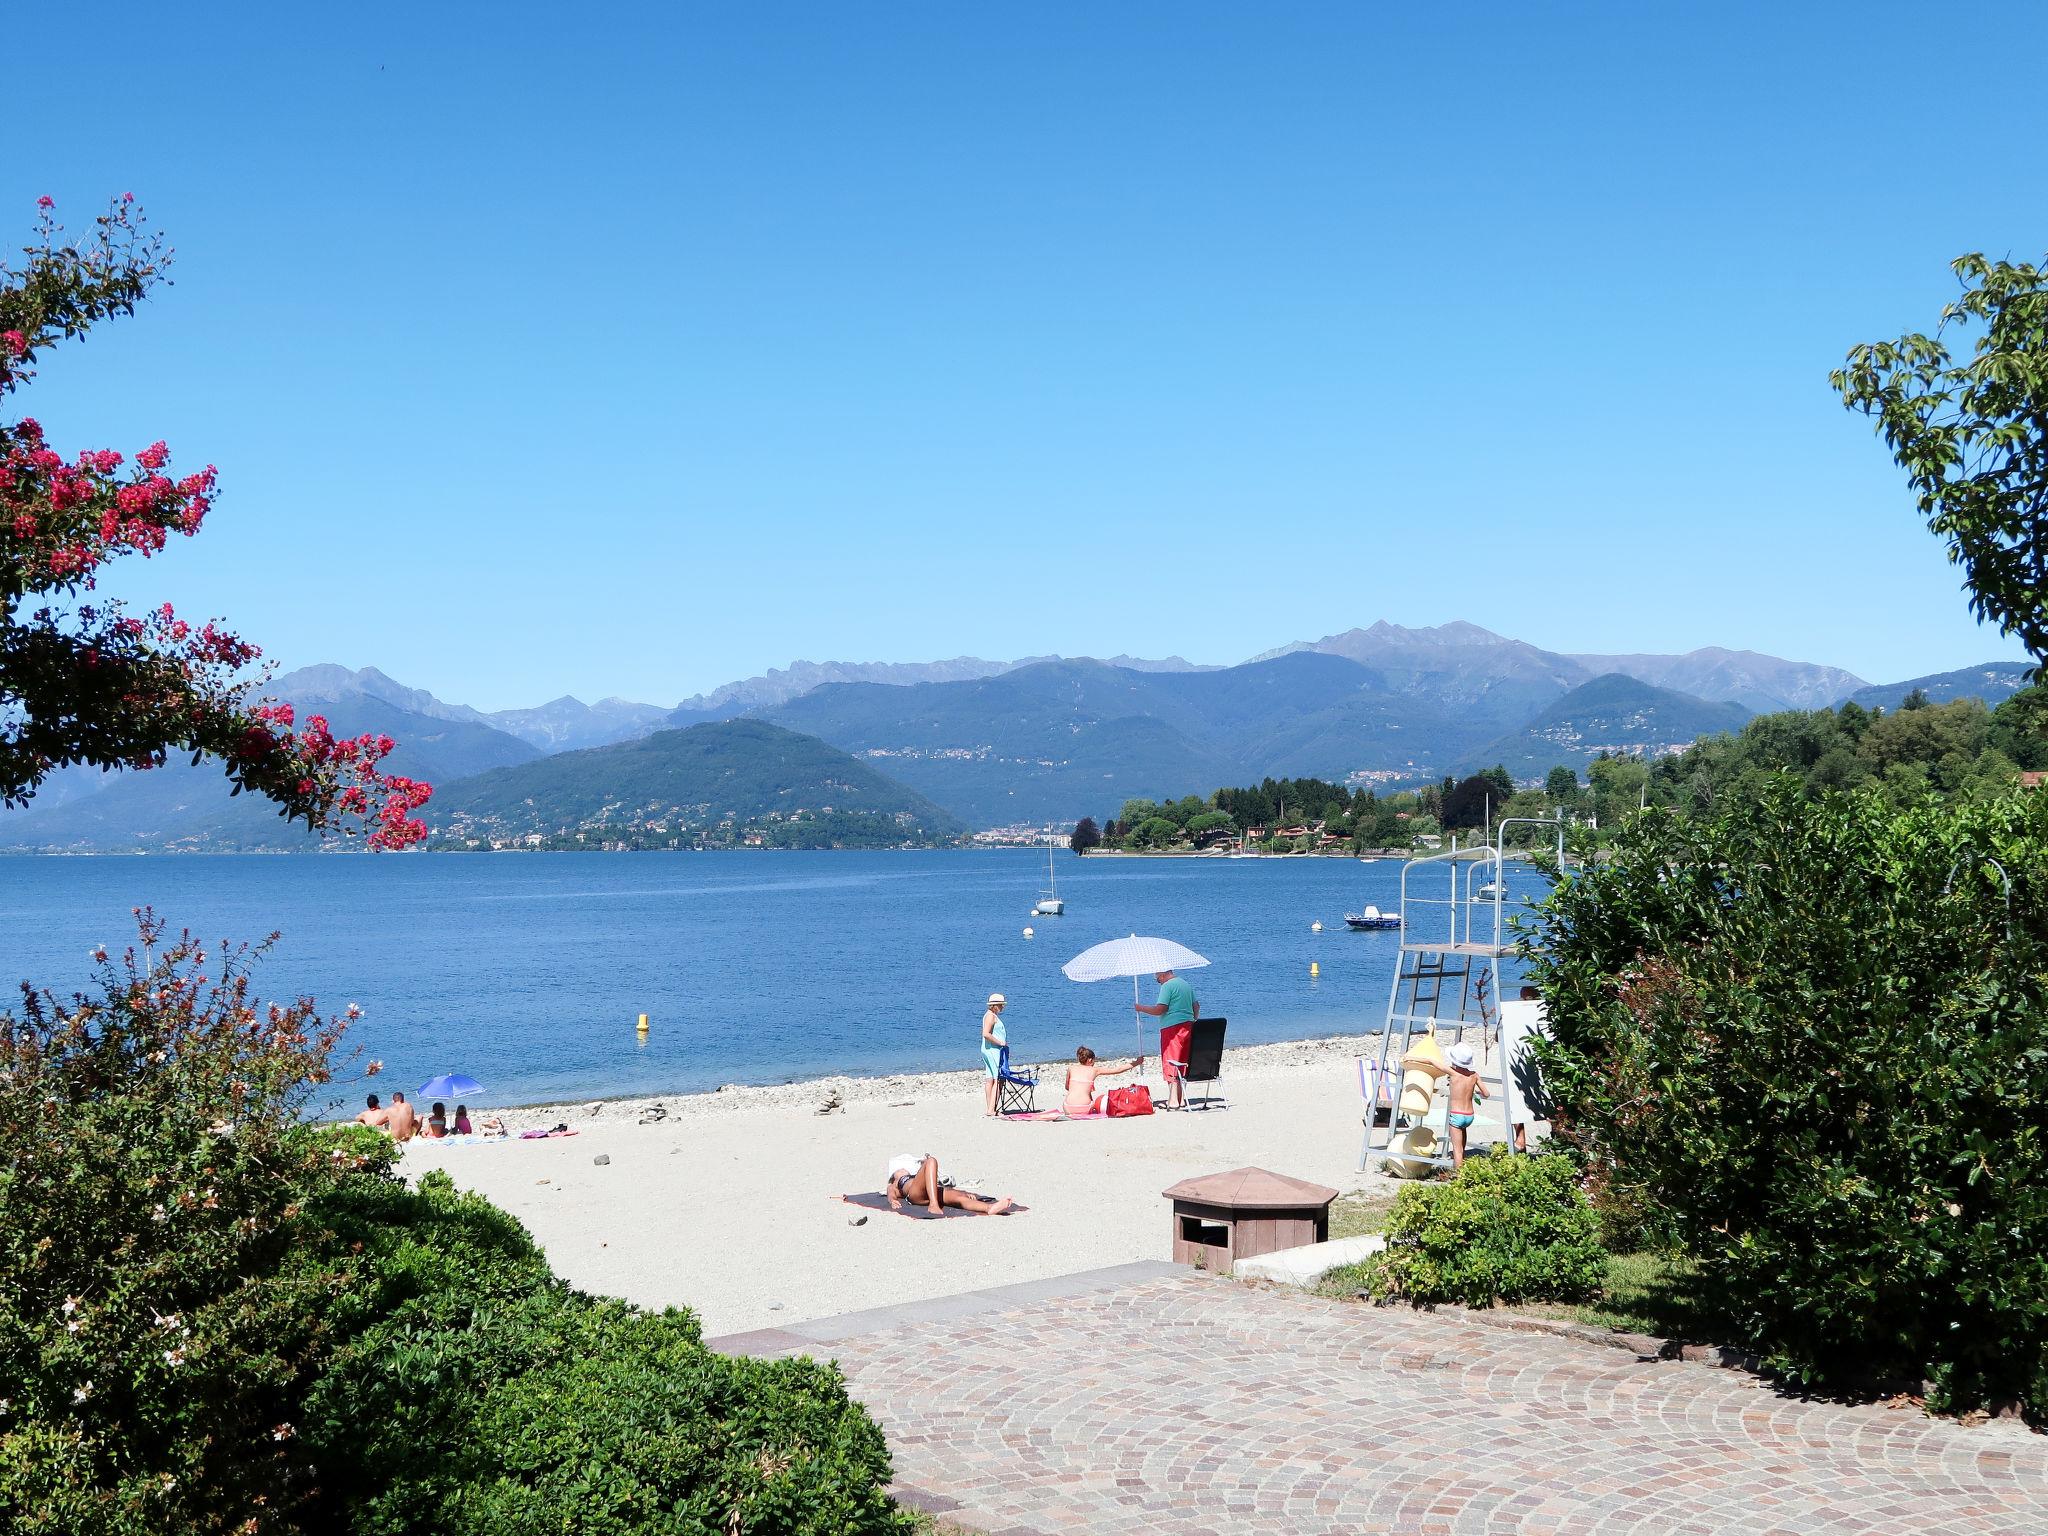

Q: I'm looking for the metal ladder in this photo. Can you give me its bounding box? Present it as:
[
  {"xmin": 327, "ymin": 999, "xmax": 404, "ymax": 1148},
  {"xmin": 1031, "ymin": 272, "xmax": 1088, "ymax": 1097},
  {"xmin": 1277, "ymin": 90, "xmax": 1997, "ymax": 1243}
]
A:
[{"xmin": 1358, "ymin": 820, "xmax": 1563, "ymax": 1175}]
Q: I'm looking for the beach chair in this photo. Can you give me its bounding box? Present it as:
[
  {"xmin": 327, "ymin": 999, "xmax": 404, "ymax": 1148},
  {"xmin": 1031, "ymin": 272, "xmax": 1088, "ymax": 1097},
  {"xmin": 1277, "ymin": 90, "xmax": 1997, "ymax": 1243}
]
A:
[
  {"xmin": 1358, "ymin": 1056, "xmax": 1396, "ymax": 1169},
  {"xmin": 995, "ymin": 1046, "xmax": 1039, "ymax": 1115},
  {"xmin": 1182, "ymin": 1018, "xmax": 1227, "ymax": 1110}
]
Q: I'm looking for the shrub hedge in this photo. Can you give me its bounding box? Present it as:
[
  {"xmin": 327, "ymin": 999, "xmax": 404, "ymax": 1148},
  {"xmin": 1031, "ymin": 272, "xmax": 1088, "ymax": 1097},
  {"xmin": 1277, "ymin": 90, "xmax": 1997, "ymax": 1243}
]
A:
[
  {"xmin": 1, "ymin": 918, "xmax": 910, "ymax": 1534},
  {"xmin": 1366, "ymin": 1151, "xmax": 1605, "ymax": 1307},
  {"xmin": 1526, "ymin": 780, "xmax": 2048, "ymax": 1416}
]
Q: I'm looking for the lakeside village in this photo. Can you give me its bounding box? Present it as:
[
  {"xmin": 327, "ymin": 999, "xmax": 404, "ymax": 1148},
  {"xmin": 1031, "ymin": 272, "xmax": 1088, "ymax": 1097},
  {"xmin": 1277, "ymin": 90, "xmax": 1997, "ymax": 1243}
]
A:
[{"xmin": 436, "ymin": 684, "xmax": 2048, "ymax": 858}]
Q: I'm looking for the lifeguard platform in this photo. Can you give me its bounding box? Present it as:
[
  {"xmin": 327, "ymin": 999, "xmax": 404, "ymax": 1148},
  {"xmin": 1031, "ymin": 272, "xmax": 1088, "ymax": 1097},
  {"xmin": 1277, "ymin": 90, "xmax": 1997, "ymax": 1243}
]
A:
[{"xmin": 1361, "ymin": 818, "xmax": 1563, "ymax": 1176}]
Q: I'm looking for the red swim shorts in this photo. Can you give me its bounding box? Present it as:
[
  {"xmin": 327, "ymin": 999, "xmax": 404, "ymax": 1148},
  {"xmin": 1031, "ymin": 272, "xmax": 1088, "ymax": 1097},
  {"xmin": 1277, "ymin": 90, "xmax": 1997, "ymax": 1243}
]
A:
[{"xmin": 1159, "ymin": 1023, "xmax": 1192, "ymax": 1081}]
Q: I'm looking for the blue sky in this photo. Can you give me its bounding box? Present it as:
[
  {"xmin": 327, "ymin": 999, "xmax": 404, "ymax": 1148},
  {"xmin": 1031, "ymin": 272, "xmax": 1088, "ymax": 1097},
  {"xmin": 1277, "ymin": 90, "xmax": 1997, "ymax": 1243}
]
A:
[{"xmin": 9, "ymin": 2, "xmax": 2045, "ymax": 709}]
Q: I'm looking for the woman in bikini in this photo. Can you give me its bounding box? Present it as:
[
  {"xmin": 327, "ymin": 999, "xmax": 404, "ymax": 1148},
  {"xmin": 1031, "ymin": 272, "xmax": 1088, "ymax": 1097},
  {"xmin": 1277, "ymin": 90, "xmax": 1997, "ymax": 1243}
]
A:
[
  {"xmin": 1062, "ymin": 1046, "xmax": 1142, "ymax": 1117},
  {"xmin": 884, "ymin": 1153, "xmax": 1013, "ymax": 1217}
]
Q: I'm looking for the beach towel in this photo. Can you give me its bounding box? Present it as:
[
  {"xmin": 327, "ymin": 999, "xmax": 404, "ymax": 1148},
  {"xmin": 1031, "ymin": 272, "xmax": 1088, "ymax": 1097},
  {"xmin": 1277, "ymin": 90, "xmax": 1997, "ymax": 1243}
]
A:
[
  {"xmin": 1003, "ymin": 1108, "xmax": 1106, "ymax": 1121},
  {"xmin": 518, "ymin": 1127, "xmax": 580, "ymax": 1139},
  {"xmin": 836, "ymin": 1192, "xmax": 1028, "ymax": 1219}
]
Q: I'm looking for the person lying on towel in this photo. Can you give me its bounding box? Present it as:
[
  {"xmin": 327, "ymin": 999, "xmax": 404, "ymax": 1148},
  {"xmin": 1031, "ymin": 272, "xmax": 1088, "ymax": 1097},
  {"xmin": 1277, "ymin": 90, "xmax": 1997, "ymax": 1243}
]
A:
[
  {"xmin": 1063, "ymin": 1046, "xmax": 1143, "ymax": 1116},
  {"xmin": 884, "ymin": 1152, "xmax": 1013, "ymax": 1217}
]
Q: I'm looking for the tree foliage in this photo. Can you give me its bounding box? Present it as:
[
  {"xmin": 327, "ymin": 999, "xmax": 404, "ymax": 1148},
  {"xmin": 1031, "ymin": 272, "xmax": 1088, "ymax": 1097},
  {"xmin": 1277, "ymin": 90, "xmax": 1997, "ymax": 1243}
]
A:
[
  {"xmin": 1833, "ymin": 249, "xmax": 2048, "ymax": 666},
  {"xmin": 1, "ymin": 197, "xmax": 427, "ymax": 845},
  {"xmin": 1526, "ymin": 781, "xmax": 2048, "ymax": 1415},
  {"xmin": 1068, "ymin": 815, "xmax": 1100, "ymax": 854}
]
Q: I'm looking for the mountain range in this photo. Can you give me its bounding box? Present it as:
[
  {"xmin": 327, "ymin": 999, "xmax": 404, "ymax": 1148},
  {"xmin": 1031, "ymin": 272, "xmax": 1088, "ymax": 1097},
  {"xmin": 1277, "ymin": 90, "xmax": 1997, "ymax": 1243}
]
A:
[{"xmin": 0, "ymin": 623, "xmax": 2029, "ymax": 850}]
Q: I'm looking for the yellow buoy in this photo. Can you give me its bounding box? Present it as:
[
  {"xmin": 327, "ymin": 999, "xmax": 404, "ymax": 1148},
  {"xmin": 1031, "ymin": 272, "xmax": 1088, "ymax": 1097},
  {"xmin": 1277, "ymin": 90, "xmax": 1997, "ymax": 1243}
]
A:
[
  {"xmin": 1310, "ymin": 960, "xmax": 1319, "ymax": 977},
  {"xmin": 636, "ymin": 1012, "xmax": 649, "ymax": 1034}
]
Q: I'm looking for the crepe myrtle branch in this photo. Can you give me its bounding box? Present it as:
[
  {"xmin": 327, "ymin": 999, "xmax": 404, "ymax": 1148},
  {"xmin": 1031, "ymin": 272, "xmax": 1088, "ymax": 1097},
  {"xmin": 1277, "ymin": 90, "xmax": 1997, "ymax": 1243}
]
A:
[{"xmin": 1, "ymin": 196, "xmax": 429, "ymax": 845}]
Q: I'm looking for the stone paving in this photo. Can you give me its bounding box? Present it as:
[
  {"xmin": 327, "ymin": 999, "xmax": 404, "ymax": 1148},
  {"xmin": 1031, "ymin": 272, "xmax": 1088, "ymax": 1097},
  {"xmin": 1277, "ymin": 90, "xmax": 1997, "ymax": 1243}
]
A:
[{"xmin": 711, "ymin": 1264, "xmax": 2048, "ymax": 1536}]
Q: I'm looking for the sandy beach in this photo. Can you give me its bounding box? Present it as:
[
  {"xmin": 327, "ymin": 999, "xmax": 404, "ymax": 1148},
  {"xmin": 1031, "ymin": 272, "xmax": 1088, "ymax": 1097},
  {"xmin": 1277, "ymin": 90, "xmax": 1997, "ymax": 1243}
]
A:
[{"xmin": 402, "ymin": 1034, "xmax": 1516, "ymax": 1337}]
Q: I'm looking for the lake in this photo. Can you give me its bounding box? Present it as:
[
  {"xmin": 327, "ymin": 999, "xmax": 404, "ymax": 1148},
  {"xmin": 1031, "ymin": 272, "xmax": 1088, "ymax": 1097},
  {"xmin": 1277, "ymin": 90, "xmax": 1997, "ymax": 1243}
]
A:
[{"xmin": 0, "ymin": 850, "xmax": 1534, "ymax": 1108}]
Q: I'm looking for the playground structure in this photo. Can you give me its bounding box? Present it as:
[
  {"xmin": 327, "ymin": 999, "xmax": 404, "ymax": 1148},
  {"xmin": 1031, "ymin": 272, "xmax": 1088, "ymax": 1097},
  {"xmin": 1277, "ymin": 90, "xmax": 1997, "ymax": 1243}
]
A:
[{"xmin": 1361, "ymin": 817, "xmax": 1564, "ymax": 1176}]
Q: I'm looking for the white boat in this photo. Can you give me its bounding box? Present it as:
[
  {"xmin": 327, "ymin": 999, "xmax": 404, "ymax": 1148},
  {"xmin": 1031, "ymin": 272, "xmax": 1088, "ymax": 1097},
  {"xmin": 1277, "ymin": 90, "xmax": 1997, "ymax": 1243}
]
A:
[
  {"xmin": 1032, "ymin": 839, "xmax": 1064, "ymax": 915},
  {"xmin": 1226, "ymin": 829, "xmax": 1261, "ymax": 858},
  {"xmin": 1345, "ymin": 904, "xmax": 1402, "ymax": 931}
]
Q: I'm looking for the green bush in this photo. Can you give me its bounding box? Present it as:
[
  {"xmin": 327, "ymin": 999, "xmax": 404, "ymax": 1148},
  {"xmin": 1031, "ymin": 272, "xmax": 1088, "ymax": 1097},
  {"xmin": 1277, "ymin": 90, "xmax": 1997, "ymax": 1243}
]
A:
[
  {"xmin": 1, "ymin": 916, "xmax": 909, "ymax": 1535},
  {"xmin": 1526, "ymin": 780, "xmax": 2048, "ymax": 1415},
  {"xmin": 295, "ymin": 1169, "xmax": 904, "ymax": 1535},
  {"xmin": 1365, "ymin": 1151, "xmax": 1605, "ymax": 1307}
]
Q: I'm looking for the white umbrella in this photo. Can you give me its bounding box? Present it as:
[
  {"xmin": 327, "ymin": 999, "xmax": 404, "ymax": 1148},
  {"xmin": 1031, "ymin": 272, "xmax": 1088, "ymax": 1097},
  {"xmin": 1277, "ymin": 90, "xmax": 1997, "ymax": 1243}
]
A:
[{"xmin": 1063, "ymin": 934, "xmax": 1211, "ymax": 1074}]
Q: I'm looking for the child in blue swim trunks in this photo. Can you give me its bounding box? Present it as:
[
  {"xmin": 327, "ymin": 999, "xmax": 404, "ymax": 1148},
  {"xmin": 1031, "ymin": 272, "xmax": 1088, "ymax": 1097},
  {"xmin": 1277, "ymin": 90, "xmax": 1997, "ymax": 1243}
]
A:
[{"xmin": 1445, "ymin": 1042, "xmax": 1487, "ymax": 1170}]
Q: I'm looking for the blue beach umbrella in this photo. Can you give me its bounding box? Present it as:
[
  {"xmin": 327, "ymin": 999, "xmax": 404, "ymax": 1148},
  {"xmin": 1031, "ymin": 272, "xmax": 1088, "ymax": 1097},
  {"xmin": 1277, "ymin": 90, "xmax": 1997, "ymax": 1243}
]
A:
[{"xmin": 417, "ymin": 1073, "xmax": 484, "ymax": 1100}]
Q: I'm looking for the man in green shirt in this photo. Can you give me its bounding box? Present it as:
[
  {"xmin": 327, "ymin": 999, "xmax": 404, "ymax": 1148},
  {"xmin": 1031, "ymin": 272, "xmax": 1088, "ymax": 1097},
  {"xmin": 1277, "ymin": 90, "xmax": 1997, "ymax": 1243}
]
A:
[{"xmin": 1135, "ymin": 968, "xmax": 1199, "ymax": 1110}]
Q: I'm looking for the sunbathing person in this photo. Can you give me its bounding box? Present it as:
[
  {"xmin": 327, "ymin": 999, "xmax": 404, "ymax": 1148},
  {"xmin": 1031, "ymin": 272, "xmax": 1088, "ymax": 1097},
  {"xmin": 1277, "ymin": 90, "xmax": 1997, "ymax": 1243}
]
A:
[
  {"xmin": 1063, "ymin": 1046, "xmax": 1142, "ymax": 1116},
  {"xmin": 424, "ymin": 1101, "xmax": 449, "ymax": 1139},
  {"xmin": 884, "ymin": 1152, "xmax": 1012, "ymax": 1217},
  {"xmin": 385, "ymin": 1092, "xmax": 420, "ymax": 1143}
]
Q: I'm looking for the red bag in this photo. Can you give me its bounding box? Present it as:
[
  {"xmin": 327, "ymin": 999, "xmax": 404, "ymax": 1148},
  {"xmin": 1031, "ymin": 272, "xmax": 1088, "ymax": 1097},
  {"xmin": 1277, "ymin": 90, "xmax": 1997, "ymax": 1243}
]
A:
[{"xmin": 1105, "ymin": 1085, "xmax": 1154, "ymax": 1117}]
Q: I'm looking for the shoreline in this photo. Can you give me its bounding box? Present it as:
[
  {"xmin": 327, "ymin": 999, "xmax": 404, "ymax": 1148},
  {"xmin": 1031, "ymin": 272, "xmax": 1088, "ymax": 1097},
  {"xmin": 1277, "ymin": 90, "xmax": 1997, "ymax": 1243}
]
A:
[{"xmin": 395, "ymin": 1031, "xmax": 1385, "ymax": 1127}]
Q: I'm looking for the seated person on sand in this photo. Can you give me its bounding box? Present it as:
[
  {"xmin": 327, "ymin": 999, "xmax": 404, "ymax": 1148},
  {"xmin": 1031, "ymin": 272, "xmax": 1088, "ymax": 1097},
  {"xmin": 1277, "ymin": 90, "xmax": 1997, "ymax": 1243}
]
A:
[
  {"xmin": 1063, "ymin": 1046, "xmax": 1142, "ymax": 1116},
  {"xmin": 384, "ymin": 1092, "xmax": 420, "ymax": 1143},
  {"xmin": 453, "ymin": 1103, "xmax": 474, "ymax": 1135},
  {"xmin": 884, "ymin": 1152, "xmax": 1012, "ymax": 1217},
  {"xmin": 355, "ymin": 1094, "xmax": 390, "ymax": 1132},
  {"xmin": 424, "ymin": 1101, "xmax": 450, "ymax": 1139}
]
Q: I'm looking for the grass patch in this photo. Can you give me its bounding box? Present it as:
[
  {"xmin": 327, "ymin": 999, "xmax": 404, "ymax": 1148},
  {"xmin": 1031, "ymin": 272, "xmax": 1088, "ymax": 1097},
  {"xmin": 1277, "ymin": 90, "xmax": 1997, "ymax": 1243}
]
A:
[
  {"xmin": 1320, "ymin": 1247, "xmax": 1730, "ymax": 1343},
  {"xmin": 1517, "ymin": 1250, "xmax": 1723, "ymax": 1338},
  {"xmin": 1327, "ymin": 1189, "xmax": 1397, "ymax": 1241}
]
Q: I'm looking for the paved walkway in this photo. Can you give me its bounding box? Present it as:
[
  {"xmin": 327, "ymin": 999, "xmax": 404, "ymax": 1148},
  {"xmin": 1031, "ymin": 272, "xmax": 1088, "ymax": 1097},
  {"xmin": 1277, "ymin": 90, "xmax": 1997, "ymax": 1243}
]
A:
[{"xmin": 712, "ymin": 1264, "xmax": 2048, "ymax": 1536}]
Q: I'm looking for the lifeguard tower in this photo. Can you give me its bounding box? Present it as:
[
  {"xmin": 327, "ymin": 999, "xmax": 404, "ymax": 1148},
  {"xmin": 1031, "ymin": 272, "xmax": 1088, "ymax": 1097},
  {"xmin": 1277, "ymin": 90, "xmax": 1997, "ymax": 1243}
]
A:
[{"xmin": 1361, "ymin": 817, "xmax": 1563, "ymax": 1176}]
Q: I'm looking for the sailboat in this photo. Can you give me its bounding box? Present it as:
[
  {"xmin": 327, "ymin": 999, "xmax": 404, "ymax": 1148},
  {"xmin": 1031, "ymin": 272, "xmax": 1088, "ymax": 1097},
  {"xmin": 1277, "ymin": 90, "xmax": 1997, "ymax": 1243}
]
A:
[{"xmin": 1032, "ymin": 839, "xmax": 1065, "ymax": 916}]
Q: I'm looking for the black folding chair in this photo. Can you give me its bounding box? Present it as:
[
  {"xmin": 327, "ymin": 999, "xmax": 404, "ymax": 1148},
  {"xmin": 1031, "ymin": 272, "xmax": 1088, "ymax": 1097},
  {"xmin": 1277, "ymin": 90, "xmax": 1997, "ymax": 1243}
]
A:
[
  {"xmin": 995, "ymin": 1045, "xmax": 1039, "ymax": 1115},
  {"xmin": 1182, "ymin": 1018, "xmax": 1227, "ymax": 1110}
]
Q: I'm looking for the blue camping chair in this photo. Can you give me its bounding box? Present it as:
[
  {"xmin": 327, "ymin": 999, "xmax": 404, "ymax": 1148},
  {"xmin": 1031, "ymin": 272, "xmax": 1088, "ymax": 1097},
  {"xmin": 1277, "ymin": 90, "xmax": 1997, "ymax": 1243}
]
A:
[{"xmin": 996, "ymin": 1045, "xmax": 1039, "ymax": 1115}]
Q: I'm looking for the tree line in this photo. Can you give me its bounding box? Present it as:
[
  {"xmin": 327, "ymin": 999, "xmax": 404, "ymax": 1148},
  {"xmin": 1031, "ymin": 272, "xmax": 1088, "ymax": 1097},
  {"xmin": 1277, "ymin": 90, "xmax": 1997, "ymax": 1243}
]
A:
[{"xmin": 1068, "ymin": 683, "xmax": 2048, "ymax": 857}]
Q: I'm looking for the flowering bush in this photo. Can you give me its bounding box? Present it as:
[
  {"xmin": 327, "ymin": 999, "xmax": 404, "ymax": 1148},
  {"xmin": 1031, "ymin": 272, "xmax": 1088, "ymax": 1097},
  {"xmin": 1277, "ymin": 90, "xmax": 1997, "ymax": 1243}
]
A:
[
  {"xmin": 1526, "ymin": 780, "xmax": 2048, "ymax": 1416},
  {"xmin": 0, "ymin": 917, "xmax": 910, "ymax": 1534},
  {"xmin": 1, "ymin": 196, "xmax": 428, "ymax": 846},
  {"xmin": 0, "ymin": 913, "xmax": 372, "ymax": 1530}
]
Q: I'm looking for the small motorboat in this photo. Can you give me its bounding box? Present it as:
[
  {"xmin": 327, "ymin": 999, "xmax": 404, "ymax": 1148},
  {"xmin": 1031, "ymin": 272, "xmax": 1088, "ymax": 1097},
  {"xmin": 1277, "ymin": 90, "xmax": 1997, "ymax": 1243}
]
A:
[{"xmin": 1344, "ymin": 905, "xmax": 1402, "ymax": 931}]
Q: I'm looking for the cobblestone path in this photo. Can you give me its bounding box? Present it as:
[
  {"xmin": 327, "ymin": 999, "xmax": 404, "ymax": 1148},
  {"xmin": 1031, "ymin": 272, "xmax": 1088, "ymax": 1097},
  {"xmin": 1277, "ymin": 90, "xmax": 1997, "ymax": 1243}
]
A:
[{"xmin": 715, "ymin": 1265, "xmax": 2048, "ymax": 1535}]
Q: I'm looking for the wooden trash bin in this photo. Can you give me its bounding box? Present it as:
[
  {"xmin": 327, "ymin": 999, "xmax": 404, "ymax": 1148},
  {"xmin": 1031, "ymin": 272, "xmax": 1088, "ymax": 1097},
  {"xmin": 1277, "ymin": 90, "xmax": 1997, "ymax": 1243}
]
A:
[{"xmin": 1163, "ymin": 1166, "xmax": 1338, "ymax": 1272}]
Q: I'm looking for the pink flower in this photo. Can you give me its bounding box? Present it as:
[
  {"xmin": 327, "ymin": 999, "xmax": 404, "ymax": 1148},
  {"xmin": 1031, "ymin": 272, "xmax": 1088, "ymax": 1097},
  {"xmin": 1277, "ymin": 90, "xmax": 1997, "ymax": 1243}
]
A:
[
  {"xmin": 1, "ymin": 331, "xmax": 25, "ymax": 358},
  {"xmin": 36, "ymin": 195, "xmax": 53, "ymax": 209}
]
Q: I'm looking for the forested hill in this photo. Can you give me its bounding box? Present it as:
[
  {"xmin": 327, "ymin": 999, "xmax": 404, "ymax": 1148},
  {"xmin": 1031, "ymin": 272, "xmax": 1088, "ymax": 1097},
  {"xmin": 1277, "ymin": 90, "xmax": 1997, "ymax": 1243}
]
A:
[
  {"xmin": 1469, "ymin": 674, "xmax": 1755, "ymax": 780},
  {"xmin": 424, "ymin": 719, "xmax": 964, "ymax": 848}
]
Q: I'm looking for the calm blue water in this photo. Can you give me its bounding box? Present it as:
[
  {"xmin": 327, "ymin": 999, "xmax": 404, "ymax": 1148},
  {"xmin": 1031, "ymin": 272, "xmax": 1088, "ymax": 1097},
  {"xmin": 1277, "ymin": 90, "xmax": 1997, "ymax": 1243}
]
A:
[{"xmin": 0, "ymin": 851, "xmax": 1535, "ymax": 1108}]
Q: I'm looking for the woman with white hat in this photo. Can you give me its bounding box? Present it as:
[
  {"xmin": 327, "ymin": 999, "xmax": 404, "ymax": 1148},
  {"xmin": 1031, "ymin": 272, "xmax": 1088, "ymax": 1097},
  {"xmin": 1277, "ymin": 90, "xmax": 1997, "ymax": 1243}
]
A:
[{"xmin": 980, "ymin": 993, "xmax": 1008, "ymax": 1117}]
